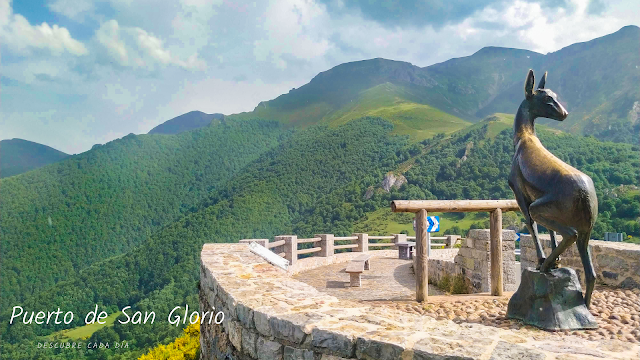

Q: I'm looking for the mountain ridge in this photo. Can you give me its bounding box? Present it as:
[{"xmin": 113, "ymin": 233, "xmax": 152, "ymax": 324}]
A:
[
  {"xmin": 0, "ymin": 138, "xmax": 69, "ymax": 178},
  {"xmin": 231, "ymin": 25, "xmax": 639, "ymax": 143},
  {"xmin": 148, "ymin": 111, "xmax": 225, "ymax": 135}
]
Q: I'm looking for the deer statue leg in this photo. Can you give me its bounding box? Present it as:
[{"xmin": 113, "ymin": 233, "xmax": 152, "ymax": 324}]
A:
[
  {"xmin": 576, "ymin": 231, "xmax": 596, "ymax": 308},
  {"xmin": 524, "ymin": 208, "xmax": 546, "ymax": 269},
  {"xmin": 528, "ymin": 196, "xmax": 578, "ymax": 272},
  {"xmin": 540, "ymin": 232, "xmax": 576, "ymax": 273},
  {"xmin": 509, "ymin": 180, "xmax": 546, "ymax": 267},
  {"xmin": 529, "ymin": 220, "xmax": 546, "ymax": 269},
  {"xmin": 549, "ymin": 230, "xmax": 561, "ymax": 269}
]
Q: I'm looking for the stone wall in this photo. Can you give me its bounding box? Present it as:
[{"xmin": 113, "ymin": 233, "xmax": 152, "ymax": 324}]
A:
[
  {"xmin": 521, "ymin": 234, "xmax": 640, "ymax": 289},
  {"xmin": 414, "ymin": 230, "xmax": 517, "ymax": 294},
  {"xmin": 453, "ymin": 229, "xmax": 517, "ymax": 293},
  {"xmin": 424, "ymin": 249, "xmax": 459, "ymax": 286},
  {"xmin": 200, "ymin": 243, "xmax": 639, "ymax": 360}
]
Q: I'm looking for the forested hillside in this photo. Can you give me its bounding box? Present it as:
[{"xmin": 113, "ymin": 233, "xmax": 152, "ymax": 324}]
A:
[
  {"xmin": 1, "ymin": 117, "xmax": 637, "ymax": 359},
  {"xmin": 296, "ymin": 121, "xmax": 639, "ymax": 240},
  {"xmin": 0, "ymin": 118, "xmax": 408, "ymax": 359},
  {"xmin": 0, "ymin": 138, "xmax": 68, "ymax": 178},
  {"xmin": 0, "ymin": 120, "xmax": 288, "ymax": 312}
]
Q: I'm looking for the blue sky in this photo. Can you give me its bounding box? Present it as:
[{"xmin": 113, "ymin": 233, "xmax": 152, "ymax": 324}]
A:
[{"xmin": 1, "ymin": 0, "xmax": 638, "ymax": 153}]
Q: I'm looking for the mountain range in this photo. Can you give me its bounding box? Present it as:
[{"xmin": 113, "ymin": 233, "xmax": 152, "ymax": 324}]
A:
[
  {"xmin": 0, "ymin": 26, "xmax": 638, "ymax": 359},
  {"xmin": 3, "ymin": 26, "xmax": 638, "ymax": 178},
  {"xmin": 0, "ymin": 139, "xmax": 68, "ymax": 178},
  {"xmin": 232, "ymin": 25, "xmax": 639, "ymax": 143}
]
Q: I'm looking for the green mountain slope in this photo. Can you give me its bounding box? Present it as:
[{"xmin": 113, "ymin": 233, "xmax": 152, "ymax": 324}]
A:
[
  {"xmin": 2, "ymin": 117, "xmax": 637, "ymax": 359},
  {"xmin": 148, "ymin": 111, "xmax": 225, "ymax": 135},
  {"xmin": 457, "ymin": 113, "xmax": 563, "ymax": 140},
  {"xmin": 478, "ymin": 25, "xmax": 640, "ymax": 143},
  {"xmin": 0, "ymin": 120, "xmax": 288, "ymax": 311},
  {"xmin": 423, "ymin": 47, "xmax": 542, "ymax": 119},
  {"xmin": 231, "ymin": 59, "xmax": 472, "ymax": 141},
  {"xmin": 231, "ymin": 26, "xmax": 639, "ymax": 143},
  {"xmin": 0, "ymin": 138, "xmax": 68, "ymax": 178},
  {"xmin": 0, "ymin": 118, "xmax": 409, "ymax": 359},
  {"xmin": 353, "ymin": 117, "xmax": 637, "ymax": 238}
]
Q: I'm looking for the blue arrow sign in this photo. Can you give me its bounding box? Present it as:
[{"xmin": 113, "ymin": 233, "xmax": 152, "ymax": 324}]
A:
[
  {"xmin": 426, "ymin": 216, "xmax": 440, "ymax": 232},
  {"xmin": 516, "ymin": 233, "xmax": 522, "ymax": 242}
]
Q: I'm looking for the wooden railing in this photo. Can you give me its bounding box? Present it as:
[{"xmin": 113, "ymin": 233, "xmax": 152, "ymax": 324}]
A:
[{"xmin": 391, "ymin": 199, "xmax": 520, "ymax": 301}]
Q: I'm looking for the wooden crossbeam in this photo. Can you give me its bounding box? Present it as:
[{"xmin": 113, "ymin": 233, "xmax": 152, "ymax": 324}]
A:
[{"xmin": 391, "ymin": 200, "xmax": 520, "ymax": 213}]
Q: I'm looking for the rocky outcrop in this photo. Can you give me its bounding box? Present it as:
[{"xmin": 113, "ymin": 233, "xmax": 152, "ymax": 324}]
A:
[
  {"xmin": 363, "ymin": 187, "xmax": 375, "ymax": 200},
  {"xmin": 381, "ymin": 173, "xmax": 407, "ymax": 192},
  {"xmin": 629, "ymin": 101, "xmax": 640, "ymax": 124}
]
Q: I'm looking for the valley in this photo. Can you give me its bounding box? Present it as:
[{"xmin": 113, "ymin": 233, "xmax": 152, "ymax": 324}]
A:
[{"xmin": 0, "ymin": 26, "xmax": 638, "ymax": 360}]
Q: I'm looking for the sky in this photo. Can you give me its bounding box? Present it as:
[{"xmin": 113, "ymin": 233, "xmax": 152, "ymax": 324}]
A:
[{"xmin": 1, "ymin": 0, "xmax": 639, "ymax": 154}]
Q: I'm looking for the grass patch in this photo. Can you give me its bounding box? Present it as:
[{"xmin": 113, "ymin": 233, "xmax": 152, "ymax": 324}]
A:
[
  {"xmin": 354, "ymin": 208, "xmax": 484, "ymax": 237},
  {"xmin": 455, "ymin": 113, "xmax": 561, "ymax": 141},
  {"xmin": 431, "ymin": 273, "xmax": 471, "ymax": 294},
  {"xmin": 47, "ymin": 311, "xmax": 122, "ymax": 341},
  {"xmin": 625, "ymin": 235, "xmax": 639, "ymax": 244},
  {"xmin": 230, "ymin": 82, "xmax": 471, "ymax": 143},
  {"xmin": 327, "ymin": 84, "xmax": 471, "ymax": 142}
]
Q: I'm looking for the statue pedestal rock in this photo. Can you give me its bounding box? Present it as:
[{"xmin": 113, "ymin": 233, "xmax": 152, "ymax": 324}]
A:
[{"xmin": 507, "ymin": 268, "xmax": 598, "ymax": 331}]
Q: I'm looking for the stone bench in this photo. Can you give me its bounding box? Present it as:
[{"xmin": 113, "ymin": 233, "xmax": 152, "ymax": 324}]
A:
[
  {"xmin": 345, "ymin": 261, "xmax": 365, "ymax": 287},
  {"xmin": 354, "ymin": 253, "xmax": 372, "ymax": 270},
  {"xmin": 397, "ymin": 242, "xmax": 415, "ymax": 260},
  {"xmin": 345, "ymin": 254, "xmax": 372, "ymax": 287}
]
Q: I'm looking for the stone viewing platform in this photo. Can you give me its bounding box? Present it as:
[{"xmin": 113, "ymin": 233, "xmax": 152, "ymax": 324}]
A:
[
  {"xmin": 200, "ymin": 242, "xmax": 640, "ymax": 360},
  {"xmin": 293, "ymin": 251, "xmax": 445, "ymax": 301}
]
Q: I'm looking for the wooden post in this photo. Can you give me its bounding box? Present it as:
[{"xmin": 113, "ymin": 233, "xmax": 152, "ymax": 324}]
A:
[
  {"xmin": 279, "ymin": 235, "xmax": 298, "ymax": 266},
  {"xmin": 415, "ymin": 209, "xmax": 428, "ymax": 302},
  {"xmin": 490, "ymin": 208, "xmax": 503, "ymax": 296},
  {"xmin": 316, "ymin": 234, "xmax": 334, "ymax": 257},
  {"xmin": 354, "ymin": 233, "xmax": 368, "ymax": 252}
]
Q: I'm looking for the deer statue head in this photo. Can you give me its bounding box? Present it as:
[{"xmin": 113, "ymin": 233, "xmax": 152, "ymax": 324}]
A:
[{"xmin": 523, "ymin": 69, "xmax": 568, "ymax": 121}]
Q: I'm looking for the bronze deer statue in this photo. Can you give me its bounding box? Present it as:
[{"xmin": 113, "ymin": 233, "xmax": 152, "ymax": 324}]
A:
[{"xmin": 508, "ymin": 70, "xmax": 598, "ymax": 308}]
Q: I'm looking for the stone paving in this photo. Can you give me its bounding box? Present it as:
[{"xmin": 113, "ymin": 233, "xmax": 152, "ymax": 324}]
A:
[
  {"xmin": 293, "ymin": 255, "xmax": 444, "ymax": 301},
  {"xmin": 379, "ymin": 288, "xmax": 640, "ymax": 343},
  {"xmin": 294, "ymin": 254, "xmax": 640, "ymax": 344}
]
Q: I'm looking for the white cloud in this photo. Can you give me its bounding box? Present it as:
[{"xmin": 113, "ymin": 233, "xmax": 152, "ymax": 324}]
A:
[
  {"xmin": 0, "ymin": 0, "xmax": 10, "ymax": 27},
  {"xmin": 2, "ymin": 0, "xmax": 640, "ymax": 155},
  {"xmin": 444, "ymin": 0, "xmax": 631, "ymax": 55},
  {"xmin": 96, "ymin": 20, "xmax": 129, "ymax": 65},
  {"xmin": 0, "ymin": 0, "xmax": 88, "ymax": 56},
  {"xmin": 253, "ymin": 0, "xmax": 332, "ymax": 69},
  {"xmin": 135, "ymin": 28, "xmax": 206, "ymax": 70},
  {"xmin": 135, "ymin": 28, "xmax": 174, "ymax": 64},
  {"xmin": 168, "ymin": 0, "xmax": 222, "ymax": 62},
  {"xmin": 95, "ymin": 19, "xmax": 206, "ymax": 70},
  {"xmin": 48, "ymin": 0, "xmax": 94, "ymax": 22}
]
